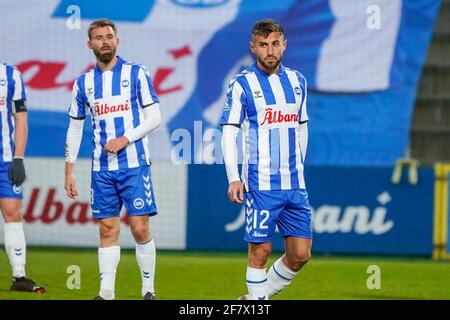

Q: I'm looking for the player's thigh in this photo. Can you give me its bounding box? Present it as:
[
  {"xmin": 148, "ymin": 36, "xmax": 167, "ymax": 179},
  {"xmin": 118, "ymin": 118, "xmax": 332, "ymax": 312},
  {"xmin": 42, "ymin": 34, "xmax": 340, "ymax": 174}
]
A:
[
  {"xmin": 117, "ymin": 165, "xmax": 157, "ymax": 217},
  {"xmin": 243, "ymin": 190, "xmax": 284, "ymax": 243},
  {"xmin": 91, "ymin": 171, "xmax": 121, "ymax": 219},
  {"xmin": 277, "ymin": 189, "xmax": 313, "ymax": 239}
]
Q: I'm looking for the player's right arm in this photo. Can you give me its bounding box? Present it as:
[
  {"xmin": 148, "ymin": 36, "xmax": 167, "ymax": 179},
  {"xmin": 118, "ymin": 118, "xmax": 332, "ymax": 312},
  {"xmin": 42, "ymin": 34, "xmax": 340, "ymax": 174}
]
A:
[
  {"xmin": 220, "ymin": 78, "xmax": 246, "ymax": 204},
  {"xmin": 65, "ymin": 79, "xmax": 87, "ymax": 199},
  {"xmin": 222, "ymin": 124, "xmax": 243, "ymax": 204}
]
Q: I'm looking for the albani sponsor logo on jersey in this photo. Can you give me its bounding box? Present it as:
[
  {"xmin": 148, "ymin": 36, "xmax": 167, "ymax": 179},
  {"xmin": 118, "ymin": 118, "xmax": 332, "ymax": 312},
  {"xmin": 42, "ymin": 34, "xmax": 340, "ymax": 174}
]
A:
[
  {"xmin": 260, "ymin": 107, "xmax": 299, "ymax": 126},
  {"xmin": 94, "ymin": 100, "xmax": 130, "ymax": 116}
]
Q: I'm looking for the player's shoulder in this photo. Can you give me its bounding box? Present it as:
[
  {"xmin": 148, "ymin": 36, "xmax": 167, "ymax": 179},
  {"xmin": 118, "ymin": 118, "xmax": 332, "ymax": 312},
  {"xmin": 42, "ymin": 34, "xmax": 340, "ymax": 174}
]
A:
[
  {"xmin": 122, "ymin": 59, "xmax": 152, "ymax": 76},
  {"xmin": 229, "ymin": 67, "xmax": 253, "ymax": 87},
  {"xmin": 75, "ymin": 66, "xmax": 94, "ymax": 81},
  {"xmin": 0, "ymin": 62, "xmax": 21, "ymax": 74},
  {"xmin": 285, "ymin": 66, "xmax": 306, "ymax": 81}
]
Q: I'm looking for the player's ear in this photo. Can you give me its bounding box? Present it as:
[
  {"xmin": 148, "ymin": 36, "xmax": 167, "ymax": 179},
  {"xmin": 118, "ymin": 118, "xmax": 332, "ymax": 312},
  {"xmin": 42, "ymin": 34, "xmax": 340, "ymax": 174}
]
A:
[
  {"xmin": 87, "ymin": 40, "xmax": 93, "ymax": 50},
  {"xmin": 249, "ymin": 41, "xmax": 255, "ymax": 54}
]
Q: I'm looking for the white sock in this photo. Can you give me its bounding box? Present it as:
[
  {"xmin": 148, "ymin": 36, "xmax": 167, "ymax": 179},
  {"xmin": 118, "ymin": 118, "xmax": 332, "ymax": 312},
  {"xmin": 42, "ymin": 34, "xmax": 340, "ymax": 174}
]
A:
[
  {"xmin": 136, "ymin": 238, "xmax": 156, "ymax": 297},
  {"xmin": 98, "ymin": 246, "xmax": 120, "ymax": 300},
  {"xmin": 4, "ymin": 222, "xmax": 26, "ymax": 278},
  {"xmin": 267, "ymin": 257, "xmax": 298, "ymax": 298},
  {"xmin": 246, "ymin": 266, "xmax": 268, "ymax": 300}
]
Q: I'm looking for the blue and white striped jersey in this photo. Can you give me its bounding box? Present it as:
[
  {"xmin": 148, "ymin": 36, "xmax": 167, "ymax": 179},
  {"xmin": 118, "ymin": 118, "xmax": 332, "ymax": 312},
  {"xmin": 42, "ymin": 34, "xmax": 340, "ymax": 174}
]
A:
[
  {"xmin": 0, "ymin": 63, "xmax": 26, "ymax": 164},
  {"xmin": 221, "ymin": 63, "xmax": 308, "ymax": 192},
  {"xmin": 69, "ymin": 56, "xmax": 159, "ymax": 172}
]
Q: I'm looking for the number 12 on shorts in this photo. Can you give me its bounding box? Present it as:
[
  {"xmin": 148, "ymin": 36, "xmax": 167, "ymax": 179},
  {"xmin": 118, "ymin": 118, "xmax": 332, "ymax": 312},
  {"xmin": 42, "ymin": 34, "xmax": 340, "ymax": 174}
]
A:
[{"xmin": 252, "ymin": 210, "xmax": 270, "ymax": 230}]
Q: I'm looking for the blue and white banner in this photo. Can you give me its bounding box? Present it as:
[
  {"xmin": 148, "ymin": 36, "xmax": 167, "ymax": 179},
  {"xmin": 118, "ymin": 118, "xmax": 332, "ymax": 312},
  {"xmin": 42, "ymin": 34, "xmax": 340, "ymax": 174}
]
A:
[
  {"xmin": 0, "ymin": 0, "xmax": 441, "ymax": 166},
  {"xmin": 186, "ymin": 165, "xmax": 434, "ymax": 255}
]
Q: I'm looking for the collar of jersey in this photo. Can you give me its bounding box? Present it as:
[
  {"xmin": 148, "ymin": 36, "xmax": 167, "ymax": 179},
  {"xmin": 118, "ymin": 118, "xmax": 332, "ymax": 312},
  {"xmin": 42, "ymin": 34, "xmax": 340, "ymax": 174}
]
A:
[
  {"xmin": 251, "ymin": 62, "xmax": 286, "ymax": 77},
  {"xmin": 94, "ymin": 56, "xmax": 124, "ymax": 73}
]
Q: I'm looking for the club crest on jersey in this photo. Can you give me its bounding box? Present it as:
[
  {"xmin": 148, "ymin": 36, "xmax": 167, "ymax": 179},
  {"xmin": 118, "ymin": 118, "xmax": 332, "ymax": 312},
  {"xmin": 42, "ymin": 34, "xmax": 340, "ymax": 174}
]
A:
[
  {"xmin": 94, "ymin": 100, "xmax": 130, "ymax": 116},
  {"xmin": 260, "ymin": 107, "xmax": 299, "ymax": 125},
  {"xmin": 0, "ymin": 79, "xmax": 6, "ymax": 86},
  {"xmin": 121, "ymin": 80, "xmax": 129, "ymax": 87},
  {"xmin": 294, "ymin": 87, "xmax": 301, "ymax": 95}
]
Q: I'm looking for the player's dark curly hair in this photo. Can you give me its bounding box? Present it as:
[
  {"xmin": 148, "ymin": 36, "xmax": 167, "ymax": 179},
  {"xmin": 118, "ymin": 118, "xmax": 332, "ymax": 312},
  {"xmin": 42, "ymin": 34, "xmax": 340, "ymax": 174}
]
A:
[
  {"xmin": 252, "ymin": 19, "xmax": 284, "ymax": 40},
  {"xmin": 88, "ymin": 19, "xmax": 117, "ymax": 39}
]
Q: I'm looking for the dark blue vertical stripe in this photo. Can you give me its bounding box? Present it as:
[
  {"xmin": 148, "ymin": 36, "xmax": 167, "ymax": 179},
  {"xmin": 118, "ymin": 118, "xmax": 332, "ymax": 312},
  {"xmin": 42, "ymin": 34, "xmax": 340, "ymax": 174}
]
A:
[
  {"xmin": 99, "ymin": 120, "xmax": 108, "ymax": 170},
  {"xmin": 94, "ymin": 71, "xmax": 103, "ymax": 99},
  {"xmin": 76, "ymin": 75, "xmax": 87, "ymax": 118},
  {"xmin": 240, "ymin": 76, "xmax": 258, "ymax": 190},
  {"xmin": 257, "ymin": 75, "xmax": 276, "ymax": 106},
  {"xmin": 269, "ymin": 128, "xmax": 281, "ymax": 190},
  {"xmin": 279, "ymin": 73, "xmax": 296, "ymax": 104},
  {"xmin": 112, "ymin": 63, "xmax": 122, "ymax": 96},
  {"xmin": 0, "ymin": 108, "xmax": 3, "ymax": 162},
  {"xmin": 145, "ymin": 71, "xmax": 159, "ymax": 103},
  {"xmin": 19, "ymin": 72, "xmax": 26, "ymax": 100},
  {"xmin": 114, "ymin": 117, "xmax": 128, "ymax": 169},
  {"xmin": 288, "ymin": 128, "xmax": 299, "ymax": 189},
  {"xmin": 296, "ymin": 73, "xmax": 307, "ymax": 119},
  {"xmin": 6, "ymin": 66, "xmax": 15, "ymax": 160},
  {"xmin": 130, "ymin": 65, "xmax": 146, "ymax": 166}
]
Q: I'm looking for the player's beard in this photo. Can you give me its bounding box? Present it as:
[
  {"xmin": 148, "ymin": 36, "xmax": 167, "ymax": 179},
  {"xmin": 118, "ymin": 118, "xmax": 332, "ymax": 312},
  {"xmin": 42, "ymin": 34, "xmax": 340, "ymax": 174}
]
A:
[
  {"xmin": 257, "ymin": 55, "xmax": 281, "ymax": 72},
  {"xmin": 93, "ymin": 46, "xmax": 116, "ymax": 64}
]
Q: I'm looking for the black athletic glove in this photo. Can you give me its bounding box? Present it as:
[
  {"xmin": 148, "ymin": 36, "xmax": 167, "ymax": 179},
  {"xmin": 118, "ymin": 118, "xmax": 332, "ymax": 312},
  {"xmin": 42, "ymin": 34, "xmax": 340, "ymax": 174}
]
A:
[{"xmin": 8, "ymin": 158, "xmax": 26, "ymax": 186}]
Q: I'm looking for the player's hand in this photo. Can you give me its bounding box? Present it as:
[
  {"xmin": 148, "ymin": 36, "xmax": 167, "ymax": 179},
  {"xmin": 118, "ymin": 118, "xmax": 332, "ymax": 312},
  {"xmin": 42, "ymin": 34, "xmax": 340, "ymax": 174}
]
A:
[
  {"xmin": 64, "ymin": 173, "xmax": 79, "ymax": 199},
  {"xmin": 8, "ymin": 158, "xmax": 26, "ymax": 186},
  {"xmin": 228, "ymin": 181, "xmax": 244, "ymax": 204},
  {"xmin": 104, "ymin": 136, "xmax": 129, "ymax": 154}
]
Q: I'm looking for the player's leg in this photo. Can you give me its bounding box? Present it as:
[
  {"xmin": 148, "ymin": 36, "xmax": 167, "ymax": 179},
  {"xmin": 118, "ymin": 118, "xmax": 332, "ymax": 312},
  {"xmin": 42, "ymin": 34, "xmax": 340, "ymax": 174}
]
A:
[
  {"xmin": 1, "ymin": 198, "xmax": 25, "ymax": 276},
  {"xmin": 119, "ymin": 165, "xmax": 158, "ymax": 300},
  {"xmin": 1, "ymin": 200, "xmax": 46, "ymax": 292},
  {"xmin": 266, "ymin": 189, "xmax": 312, "ymax": 298},
  {"xmin": 0, "ymin": 167, "xmax": 45, "ymax": 293},
  {"xmin": 242, "ymin": 190, "xmax": 283, "ymax": 300},
  {"xmin": 246, "ymin": 242, "xmax": 272, "ymax": 300},
  {"xmin": 92, "ymin": 170, "xmax": 122, "ymax": 300},
  {"xmin": 129, "ymin": 215, "xmax": 156, "ymax": 299},
  {"xmin": 97, "ymin": 217, "xmax": 121, "ymax": 300},
  {"xmin": 266, "ymin": 237, "xmax": 311, "ymax": 298}
]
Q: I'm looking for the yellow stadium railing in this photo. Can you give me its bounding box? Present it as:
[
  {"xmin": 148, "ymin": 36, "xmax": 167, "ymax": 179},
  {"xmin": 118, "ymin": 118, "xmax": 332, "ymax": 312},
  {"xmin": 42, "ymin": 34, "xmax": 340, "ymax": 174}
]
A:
[{"xmin": 433, "ymin": 163, "xmax": 450, "ymax": 259}]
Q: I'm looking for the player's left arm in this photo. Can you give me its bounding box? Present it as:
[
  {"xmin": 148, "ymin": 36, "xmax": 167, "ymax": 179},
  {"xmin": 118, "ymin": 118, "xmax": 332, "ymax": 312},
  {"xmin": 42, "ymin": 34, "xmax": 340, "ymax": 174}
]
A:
[
  {"xmin": 104, "ymin": 65, "xmax": 161, "ymax": 154},
  {"xmin": 8, "ymin": 68, "xmax": 28, "ymax": 186},
  {"xmin": 298, "ymin": 74, "xmax": 308, "ymax": 162}
]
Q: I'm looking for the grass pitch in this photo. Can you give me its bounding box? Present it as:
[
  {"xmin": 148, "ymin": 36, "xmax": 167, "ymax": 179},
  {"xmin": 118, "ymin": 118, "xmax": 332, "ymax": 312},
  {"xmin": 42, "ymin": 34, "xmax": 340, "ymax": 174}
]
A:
[{"xmin": 0, "ymin": 247, "xmax": 449, "ymax": 300}]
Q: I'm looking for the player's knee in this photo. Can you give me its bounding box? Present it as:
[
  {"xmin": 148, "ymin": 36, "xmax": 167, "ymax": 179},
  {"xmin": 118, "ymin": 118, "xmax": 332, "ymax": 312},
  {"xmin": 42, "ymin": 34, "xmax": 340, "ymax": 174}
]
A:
[
  {"xmin": 99, "ymin": 223, "xmax": 119, "ymax": 239},
  {"xmin": 130, "ymin": 224, "xmax": 149, "ymax": 242},
  {"xmin": 286, "ymin": 250, "xmax": 311, "ymax": 271},
  {"xmin": 3, "ymin": 212, "xmax": 22, "ymax": 223},
  {"xmin": 248, "ymin": 245, "xmax": 271, "ymax": 268},
  {"xmin": 1, "ymin": 200, "xmax": 22, "ymax": 223}
]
